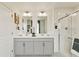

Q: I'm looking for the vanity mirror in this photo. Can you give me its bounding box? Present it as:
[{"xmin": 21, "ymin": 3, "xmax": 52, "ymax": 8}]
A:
[
  {"xmin": 21, "ymin": 11, "xmax": 33, "ymax": 34},
  {"xmin": 37, "ymin": 16, "xmax": 47, "ymax": 34},
  {"xmin": 22, "ymin": 16, "xmax": 32, "ymax": 34},
  {"xmin": 37, "ymin": 11, "xmax": 47, "ymax": 34}
]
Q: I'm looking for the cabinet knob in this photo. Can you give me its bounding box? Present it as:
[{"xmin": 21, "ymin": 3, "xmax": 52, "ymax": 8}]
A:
[
  {"xmin": 11, "ymin": 50, "xmax": 13, "ymax": 52},
  {"xmin": 23, "ymin": 42, "xmax": 25, "ymax": 47},
  {"xmin": 43, "ymin": 42, "xmax": 45, "ymax": 47}
]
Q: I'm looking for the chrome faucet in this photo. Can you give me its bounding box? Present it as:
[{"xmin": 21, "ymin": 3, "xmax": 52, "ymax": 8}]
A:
[{"xmin": 32, "ymin": 32, "xmax": 36, "ymax": 37}]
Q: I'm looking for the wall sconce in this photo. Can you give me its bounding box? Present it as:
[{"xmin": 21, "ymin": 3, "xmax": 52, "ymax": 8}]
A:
[
  {"xmin": 14, "ymin": 13, "xmax": 16, "ymax": 23},
  {"xmin": 38, "ymin": 11, "xmax": 47, "ymax": 16},
  {"xmin": 16, "ymin": 16, "xmax": 19, "ymax": 25},
  {"xmin": 12, "ymin": 12, "xmax": 20, "ymax": 30},
  {"xmin": 13, "ymin": 12, "xmax": 19, "ymax": 25}
]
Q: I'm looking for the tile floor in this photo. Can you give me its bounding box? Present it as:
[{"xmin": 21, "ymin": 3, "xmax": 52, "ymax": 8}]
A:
[{"xmin": 53, "ymin": 52, "xmax": 77, "ymax": 57}]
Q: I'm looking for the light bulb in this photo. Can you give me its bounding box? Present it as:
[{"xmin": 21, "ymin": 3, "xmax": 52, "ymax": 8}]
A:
[
  {"xmin": 71, "ymin": 13, "xmax": 77, "ymax": 16},
  {"xmin": 23, "ymin": 12, "xmax": 32, "ymax": 16},
  {"xmin": 23, "ymin": 13, "xmax": 27, "ymax": 16}
]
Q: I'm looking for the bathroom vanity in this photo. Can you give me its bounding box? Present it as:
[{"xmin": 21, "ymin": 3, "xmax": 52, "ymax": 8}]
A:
[
  {"xmin": 13, "ymin": 36, "xmax": 54, "ymax": 57},
  {"xmin": 13, "ymin": 11, "xmax": 54, "ymax": 57}
]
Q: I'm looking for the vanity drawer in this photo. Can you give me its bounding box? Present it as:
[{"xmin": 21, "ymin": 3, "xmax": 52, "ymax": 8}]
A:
[
  {"xmin": 14, "ymin": 38, "xmax": 54, "ymax": 42},
  {"xmin": 33, "ymin": 38, "xmax": 53, "ymax": 42},
  {"xmin": 14, "ymin": 38, "xmax": 34, "ymax": 41}
]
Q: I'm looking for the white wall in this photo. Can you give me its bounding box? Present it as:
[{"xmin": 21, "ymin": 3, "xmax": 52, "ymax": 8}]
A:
[
  {"xmin": 0, "ymin": 5, "xmax": 16, "ymax": 56},
  {"xmin": 54, "ymin": 7, "xmax": 76, "ymax": 56},
  {"xmin": 72, "ymin": 7, "xmax": 79, "ymax": 38}
]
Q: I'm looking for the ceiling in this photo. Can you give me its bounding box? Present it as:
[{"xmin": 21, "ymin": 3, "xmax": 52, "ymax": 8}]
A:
[
  {"xmin": 1, "ymin": 2, "xmax": 79, "ymax": 13},
  {"xmin": 3, "ymin": 2, "xmax": 79, "ymax": 7}
]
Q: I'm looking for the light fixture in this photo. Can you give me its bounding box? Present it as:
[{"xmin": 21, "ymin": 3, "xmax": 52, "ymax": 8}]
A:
[
  {"xmin": 71, "ymin": 13, "xmax": 77, "ymax": 16},
  {"xmin": 23, "ymin": 12, "xmax": 27, "ymax": 16},
  {"xmin": 69, "ymin": 13, "xmax": 77, "ymax": 17},
  {"xmin": 23, "ymin": 11, "xmax": 32, "ymax": 17},
  {"xmin": 38, "ymin": 11, "xmax": 47, "ymax": 16}
]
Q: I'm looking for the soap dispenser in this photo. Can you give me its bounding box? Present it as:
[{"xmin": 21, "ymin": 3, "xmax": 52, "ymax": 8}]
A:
[{"xmin": 32, "ymin": 27, "xmax": 36, "ymax": 37}]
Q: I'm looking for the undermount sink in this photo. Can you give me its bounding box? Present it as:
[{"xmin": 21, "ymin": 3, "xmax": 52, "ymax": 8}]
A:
[{"xmin": 15, "ymin": 31, "xmax": 52, "ymax": 37}]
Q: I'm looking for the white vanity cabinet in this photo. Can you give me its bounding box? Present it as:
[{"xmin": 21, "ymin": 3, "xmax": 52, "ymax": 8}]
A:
[
  {"xmin": 34, "ymin": 41, "xmax": 53, "ymax": 56},
  {"xmin": 14, "ymin": 41, "xmax": 24, "ymax": 56},
  {"xmin": 24, "ymin": 41, "xmax": 34, "ymax": 56},
  {"xmin": 14, "ymin": 40, "xmax": 34, "ymax": 56},
  {"xmin": 13, "ymin": 37, "xmax": 54, "ymax": 57},
  {"xmin": 44, "ymin": 42, "xmax": 53, "ymax": 56},
  {"xmin": 34, "ymin": 41, "xmax": 44, "ymax": 56}
]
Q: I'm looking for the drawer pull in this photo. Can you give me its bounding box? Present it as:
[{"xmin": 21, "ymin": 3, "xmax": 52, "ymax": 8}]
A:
[
  {"xmin": 23, "ymin": 42, "xmax": 25, "ymax": 47},
  {"xmin": 43, "ymin": 42, "xmax": 45, "ymax": 47}
]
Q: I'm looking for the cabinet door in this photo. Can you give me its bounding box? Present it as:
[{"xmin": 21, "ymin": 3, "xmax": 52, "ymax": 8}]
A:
[
  {"xmin": 25, "ymin": 41, "xmax": 33, "ymax": 56},
  {"xmin": 44, "ymin": 42, "xmax": 53, "ymax": 56},
  {"xmin": 14, "ymin": 41, "xmax": 24, "ymax": 56},
  {"xmin": 34, "ymin": 41, "xmax": 43, "ymax": 56}
]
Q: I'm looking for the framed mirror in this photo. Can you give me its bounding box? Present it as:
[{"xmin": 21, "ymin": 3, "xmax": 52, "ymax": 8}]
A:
[
  {"xmin": 37, "ymin": 16, "xmax": 47, "ymax": 34},
  {"xmin": 22, "ymin": 16, "xmax": 32, "ymax": 34},
  {"xmin": 37, "ymin": 11, "xmax": 47, "ymax": 34}
]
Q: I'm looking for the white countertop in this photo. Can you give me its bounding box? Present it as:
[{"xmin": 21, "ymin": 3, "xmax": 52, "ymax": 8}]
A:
[
  {"xmin": 13, "ymin": 36, "xmax": 53, "ymax": 39},
  {"xmin": 13, "ymin": 34, "xmax": 54, "ymax": 39}
]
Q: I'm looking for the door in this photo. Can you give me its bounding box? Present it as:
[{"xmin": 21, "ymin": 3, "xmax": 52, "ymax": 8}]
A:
[
  {"xmin": 60, "ymin": 17, "xmax": 72, "ymax": 56},
  {"xmin": 44, "ymin": 41, "xmax": 53, "ymax": 56},
  {"xmin": 14, "ymin": 41, "xmax": 24, "ymax": 56},
  {"xmin": 34, "ymin": 41, "xmax": 43, "ymax": 56},
  {"xmin": 25, "ymin": 41, "xmax": 33, "ymax": 56}
]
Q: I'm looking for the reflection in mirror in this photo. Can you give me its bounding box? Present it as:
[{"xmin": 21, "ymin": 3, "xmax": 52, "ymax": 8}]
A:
[
  {"xmin": 27, "ymin": 19, "xmax": 32, "ymax": 33},
  {"xmin": 37, "ymin": 16, "xmax": 47, "ymax": 34},
  {"xmin": 22, "ymin": 16, "xmax": 32, "ymax": 34}
]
